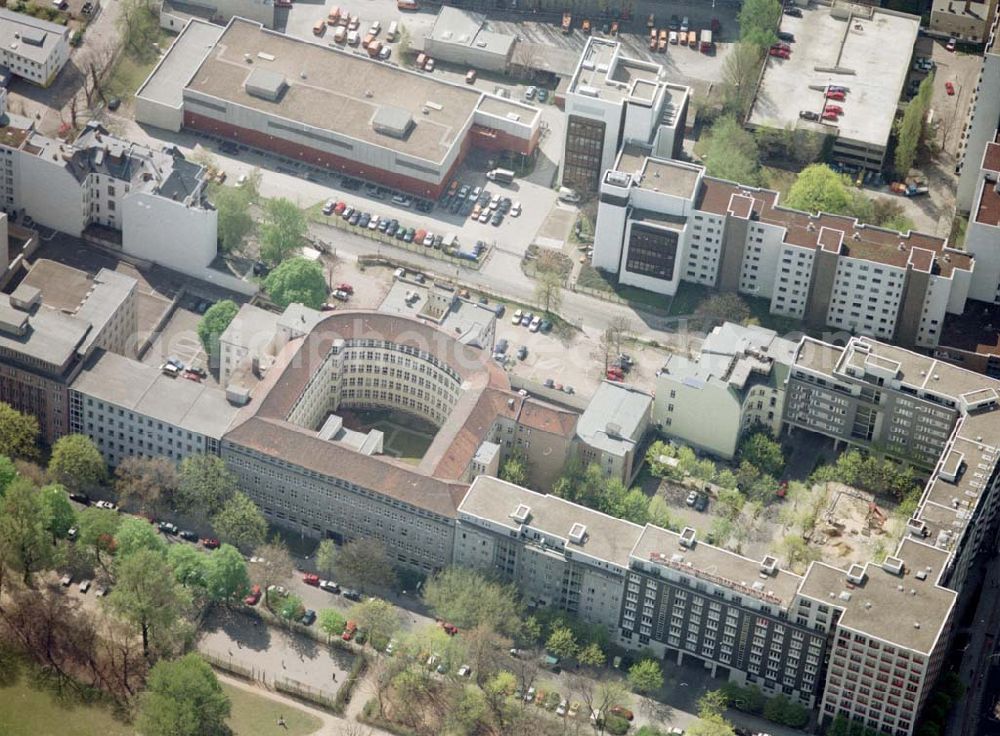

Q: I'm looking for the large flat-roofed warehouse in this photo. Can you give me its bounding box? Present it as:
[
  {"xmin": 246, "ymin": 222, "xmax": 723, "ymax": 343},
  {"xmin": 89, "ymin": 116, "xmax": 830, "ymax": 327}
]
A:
[
  {"xmin": 749, "ymin": 1, "xmax": 920, "ymax": 170},
  {"xmin": 136, "ymin": 18, "xmax": 541, "ymax": 198}
]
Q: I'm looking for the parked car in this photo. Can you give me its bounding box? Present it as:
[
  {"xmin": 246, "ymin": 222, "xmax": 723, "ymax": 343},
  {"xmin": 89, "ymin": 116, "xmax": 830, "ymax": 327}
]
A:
[
  {"xmin": 95, "ymin": 500, "xmax": 118, "ymax": 511},
  {"xmin": 342, "ymin": 621, "xmax": 358, "ymax": 640},
  {"xmin": 694, "ymin": 494, "xmax": 709, "ymax": 512},
  {"xmin": 511, "ymin": 309, "xmax": 523, "ymax": 325},
  {"xmin": 529, "ymin": 316, "xmax": 541, "ymax": 332},
  {"xmin": 244, "ymin": 584, "xmax": 262, "ymax": 606},
  {"xmin": 343, "ymin": 589, "xmax": 362, "ymax": 602},
  {"xmin": 537, "ymin": 88, "xmax": 549, "ymax": 103},
  {"xmin": 511, "ymin": 202, "xmax": 522, "ymax": 217},
  {"xmin": 524, "ymin": 86, "xmax": 537, "ymax": 100},
  {"xmin": 540, "ymin": 319, "xmax": 553, "ymax": 333},
  {"xmin": 179, "ymin": 530, "xmax": 198, "ymax": 542},
  {"xmin": 322, "ymin": 199, "xmax": 337, "ymax": 215},
  {"xmin": 946, "ymin": 37, "xmax": 956, "ymax": 51},
  {"xmin": 69, "ymin": 493, "xmax": 91, "ymax": 506},
  {"xmin": 201, "ymin": 538, "xmax": 220, "ymax": 549},
  {"xmin": 61, "ymin": 574, "xmax": 73, "ymax": 587},
  {"xmin": 945, "ymin": 81, "xmax": 955, "ymax": 95},
  {"xmin": 521, "ymin": 312, "xmax": 533, "ymax": 327},
  {"xmin": 517, "ymin": 346, "xmax": 528, "ymax": 360},
  {"xmin": 610, "ymin": 706, "xmax": 634, "ymax": 721},
  {"xmin": 784, "ymin": 5, "xmax": 802, "ymax": 15},
  {"xmin": 769, "ymin": 47, "xmax": 790, "ymax": 58},
  {"xmin": 300, "ymin": 609, "xmax": 317, "ymax": 626},
  {"xmin": 320, "ymin": 580, "xmax": 340, "ymax": 593},
  {"xmin": 303, "ymin": 573, "xmax": 320, "ymax": 586},
  {"xmin": 158, "ymin": 521, "xmax": 178, "ymax": 535},
  {"xmin": 79, "ymin": 580, "xmax": 91, "ymax": 593},
  {"xmin": 686, "ymin": 490, "xmax": 699, "ymax": 506}
]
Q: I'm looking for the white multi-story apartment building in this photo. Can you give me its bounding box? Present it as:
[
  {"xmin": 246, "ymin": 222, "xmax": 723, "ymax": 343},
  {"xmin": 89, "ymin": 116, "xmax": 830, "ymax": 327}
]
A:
[
  {"xmin": 654, "ymin": 323, "xmax": 798, "ymax": 459},
  {"xmin": 956, "ymin": 12, "xmax": 1000, "ymax": 210},
  {"xmin": 963, "ymin": 131, "xmax": 1000, "ymax": 303},
  {"xmin": 0, "ymin": 117, "xmax": 217, "ymax": 278},
  {"xmin": 562, "ymin": 38, "xmax": 688, "ymax": 193},
  {"xmin": 593, "ymin": 149, "xmax": 974, "ymax": 348},
  {"xmin": 0, "ymin": 9, "xmax": 71, "ymax": 87}
]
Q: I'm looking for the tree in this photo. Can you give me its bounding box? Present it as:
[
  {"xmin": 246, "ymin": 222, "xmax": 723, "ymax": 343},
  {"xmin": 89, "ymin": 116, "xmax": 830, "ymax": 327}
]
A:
[
  {"xmin": 578, "ymin": 641, "xmax": 606, "ymax": 668},
  {"xmin": 500, "ymin": 453, "xmax": 528, "ymax": 487},
  {"xmin": 0, "ymin": 456, "xmax": 16, "ymax": 497},
  {"xmin": 107, "ymin": 548, "xmax": 188, "ymax": 657},
  {"xmin": 0, "ymin": 402, "xmax": 40, "ymax": 459},
  {"xmin": 0, "ymin": 479, "xmax": 51, "ymax": 584},
  {"xmin": 316, "ymin": 538, "xmax": 337, "ymax": 579},
  {"xmin": 695, "ymin": 292, "xmax": 751, "ymax": 326},
  {"xmin": 336, "ymin": 537, "xmax": 398, "ymax": 591},
  {"xmin": 197, "ymin": 300, "xmax": 239, "ymax": 366},
  {"xmin": 703, "ymin": 116, "xmax": 762, "ymax": 185},
  {"xmin": 687, "ymin": 714, "xmax": 736, "ymax": 736},
  {"xmin": 546, "ymin": 626, "xmax": 578, "ymax": 660},
  {"xmin": 76, "ymin": 506, "xmax": 121, "ymax": 573},
  {"xmin": 785, "ymin": 164, "xmax": 856, "ymax": 215},
  {"xmin": 259, "ymin": 198, "xmax": 307, "ymax": 265},
  {"xmin": 318, "ymin": 608, "xmax": 347, "ymax": 640},
  {"xmin": 738, "ymin": 432, "xmax": 784, "ymax": 477},
  {"xmin": 698, "ymin": 690, "xmax": 729, "ymax": 719},
  {"xmin": 896, "ymin": 73, "xmax": 934, "ymax": 174},
  {"xmin": 278, "ymin": 593, "xmax": 304, "ymax": 623},
  {"xmin": 205, "ymin": 543, "xmax": 250, "ymax": 603},
  {"xmin": 212, "ymin": 185, "xmax": 255, "ymax": 253},
  {"xmin": 114, "ymin": 456, "xmax": 177, "ymax": 515},
  {"xmin": 738, "ymin": 0, "xmax": 781, "ymax": 48},
  {"xmin": 176, "ymin": 454, "xmax": 237, "ymax": 516},
  {"xmin": 114, "ymin": 516, "xmax": 166, "ymax": 561},
  {"xmin": 534, "ymin": 269, "xmax": 563, "ymax": 314},
  {"xmin": 38, "ymin": 483, "xmax": 75, "ymax": 544},
  {"xmin": 722, "ymin": 44, "xmax": 765, "ymax": 117},
  {"xmin": 167, "ymin": 544, "xmax": 208, "ymax": 590},
  {"xmin": 48, "ymin": 434, "xmax": 106, "ymax": 492},
  {"xmin": 647, "ymin": 495, "xmax": 674, "ymax": 529},
  {"xmin": 604, "ymin": 486, "xmax": 650, "ymax": 525},
  {"xmin": 781, "ymin": 533, "xmax": 819, "ymax": 573},
  {"xmin": 571, "ymin": 677, "xmax": 629, "ymax": 735},
  {"xmin": 423, "ymin": 568, "xmax": 522, "ymax": 636},
  {"xmin": 628, "ymin": 659, "xmax": 664, "ymax": 694},
  {"xmin": 252, "ymin": 539, "xmax": 294, "ymax": 606},
  {"xmin": 116, "ymin": 0, "xmax": 160, "ymax": 55},
  {"xmin": 211, "ymin": 492, "xmax": 267, "ymax": 551},
  {"xmin": 349, "ymin": 597, "xmax": 401, "ymax": 647},
  {"xmin": 263, "ymin": 257, "xmax": 327, "ymax": 310},
  {"xmin": 138, "ymin": 654, "xmax": 231, "ymax": 736}
]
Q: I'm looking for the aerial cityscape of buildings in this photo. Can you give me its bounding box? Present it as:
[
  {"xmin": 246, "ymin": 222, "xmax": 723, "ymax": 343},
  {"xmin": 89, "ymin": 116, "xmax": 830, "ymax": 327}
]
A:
[{"xmin": 2, "ymin": 0, "xmax": 1000, "ymax": 733}]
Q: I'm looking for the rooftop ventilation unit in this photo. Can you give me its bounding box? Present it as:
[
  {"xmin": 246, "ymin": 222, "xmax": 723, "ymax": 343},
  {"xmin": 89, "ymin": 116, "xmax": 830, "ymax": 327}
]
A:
[
  {"xmin": 257, "ymin": 52, "xmax": 276, "ymax": 61},
  {"xmin": 847, "ymin": 563, "xmax": 866, "ymax": 585},
  {"xmin": 915, "ymin": 569, "xmax": 928, "ymax": 580},
  {"xmin": 839, "ymin": 590, "xmax": 852, "ymax": 601},
  {"xmin": 882, "ymin": 556, "xmax": 904, "ymax": 575},
  {"xmin": 577, "ymin": 85, "xmax": 600, "ymax": 98},
  {"xmin": 510, "ymin": 503, "xmax": 531, "ymax": 524},
  {"xmin": 568, "ymin": 523, "xmax": 587, "ymax": 544},
  {"xmin": 679, "ymin": 527, "xmax": 697, "ymax": 548},
  {"xmin": 760, "ymin": 555, "xmax": 778, "ymax": 576}
]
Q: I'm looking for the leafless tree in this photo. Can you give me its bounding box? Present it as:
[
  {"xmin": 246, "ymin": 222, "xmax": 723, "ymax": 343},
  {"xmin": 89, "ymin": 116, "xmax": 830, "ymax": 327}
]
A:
[{"xmin": 251, "ymin": 540, "xmax": 294, "ymax": 608}]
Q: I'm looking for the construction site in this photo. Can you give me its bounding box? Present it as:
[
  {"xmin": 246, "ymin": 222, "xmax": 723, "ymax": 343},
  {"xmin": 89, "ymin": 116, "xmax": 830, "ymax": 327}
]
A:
[{"xmin": 806, "ymin": 483, "xmax": 902, "ymax": 567}]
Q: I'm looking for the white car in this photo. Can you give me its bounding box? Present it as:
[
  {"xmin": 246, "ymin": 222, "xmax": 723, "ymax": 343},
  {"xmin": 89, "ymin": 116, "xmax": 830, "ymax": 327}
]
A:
[
  {"xmin": 686, "ymin": 490, "xmax": 699, "ymax": 506},
  {"xmin": 524, "ymin": 686, "xmax": 536, "ymax": 702},
  {"xmin": 60, "ymin": 574, "xmax": 73, "ymax": 587},
  {"xmin": 369, "ymin": 20, "xmax": 381, "ymax": 34},
  {"xmin": 422, "ymin": 232, "xmax": 435, "ymax": 246},
  {"xmin": 529, "ymin": 316, "xmax": 541, "ymax": 332},
  {"xmin": 425, "ymin": 58, "xmax": 435, "ymax": 72},
  {"xmin": 556, "ymin": 699, "xmax": 568, "ymax": 716},
  {"xmin": 489, "ymin": 195, "xmax": 501, "ymax": 210},
  {"xmin": 95, "ymin": 500, "xmax": 118, "ymax": 511},
  {"xmin": 322, "ymin": 198, "xmax": 336, "ymax": 215},
  {"xmin": 511, "ymin": 309, "xmax": 523, "ymax": 325},
  {"xmin": 478, "ymin": 210, "xmax": 491, "ymax": 223},
  {"xmin": 680, "ymin": 15, "xmax": 689, "ymax": 31},
  {"xmin": 79, "ymin": 580, "xmax": 91, "ymax": 593},
  {"xmin": 510, "ymin": 202, "xmax": 522, "ymax": 217},
  {"xmin": 457, "ymin": 665, "xmax": 471, "ymax": 677},
  {"xmin": 368, "ymin": 215, "xmax": 380, "ymax": 230}
]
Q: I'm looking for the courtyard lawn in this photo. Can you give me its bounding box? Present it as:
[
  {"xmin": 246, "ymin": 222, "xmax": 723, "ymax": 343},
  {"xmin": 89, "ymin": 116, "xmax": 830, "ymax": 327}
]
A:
[
  {"xmin": 372, "ymin": 418, "xmax": 435, "ymax": 462},
  {"xmin": 0, "ymin": 677, "xmax": 322, "ymax": 736}
]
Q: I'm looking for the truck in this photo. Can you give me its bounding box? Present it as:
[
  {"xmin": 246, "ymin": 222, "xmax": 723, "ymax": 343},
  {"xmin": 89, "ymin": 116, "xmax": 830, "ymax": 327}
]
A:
[
  {"xmin": 332, "ymin": 25, "xmax": 347, "ymax": 43},
  {"xmin": 562, "ymin": 12, "xmax": 572, "ymax": 33},
  {"xmin": 367, "ymin": 40, "xmax": 382, "ymax": 57},
  {"xmin": 397, "ymin": 0, "xmax": 418, "ymax": 9},
  {"xmin": 700, "ymin": 29, "xmax": 713, "ymax": 52},
  {"xmin": 326, "ymin": 5, "xmax": 340, "ymax": 24},
  {"xmin": 486, "ymin": 168, "xmax": 515, "ymax": 185}
]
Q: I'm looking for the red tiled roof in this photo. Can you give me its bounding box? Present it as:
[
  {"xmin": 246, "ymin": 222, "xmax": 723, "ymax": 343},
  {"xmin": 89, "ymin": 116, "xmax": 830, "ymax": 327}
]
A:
[
  {"xmin": 976, "ymin": 178, "xmax": 1000, "ymax": 227},
  {"xmin": 518, "ymin": 399, "xmax": 578, "ymax": 438},
  {"xmin": 697, "ymin": 178, "xmax": 972, "ymax": 277},
  {"xmin": 984, "ymin": 141, "xmax": 1000, "ymax": 173}
]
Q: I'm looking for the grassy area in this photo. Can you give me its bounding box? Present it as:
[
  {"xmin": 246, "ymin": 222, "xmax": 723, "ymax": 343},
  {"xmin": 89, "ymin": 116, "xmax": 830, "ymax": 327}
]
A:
[
  {"xmin": 104, "ymin": 21, "xmax": 175, "ymax": 101},
  {"xmin": 576, "ymin": 264, "xmax": 672, "ymax": 311},
  {"xmin": 576, "ymin": 263, "xmax": 614, "ymax": 293},
  {"xmin": 762, "ymin": 166, "xmax": 798, "ymax": 200},
  {"xmin": 745, "ymin": 295, "xmax": 806, "ymax": 335},
  {"xmin": 949, "ymin": 213, "xmax": 969, "ymax": 250},
  {"xmin": 667, "ymin": 281, "xmax": 709, "ymax": 317},
  {"xmin": 224, "ymin": 683, "xmax": 323, "ymax": 736}
]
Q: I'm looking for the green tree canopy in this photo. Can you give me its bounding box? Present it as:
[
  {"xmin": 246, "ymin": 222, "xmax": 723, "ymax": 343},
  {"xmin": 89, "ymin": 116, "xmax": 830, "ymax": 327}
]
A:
[
  {"xmin": 205, "ymin": 543, "xmax": 250, "ymax": 603},
  {"xmin": 738, "ymin": 432, "xmax": 785, "ymax": 477},
  {"xmin": 687, "ymin": 714, "xmax": 736, "ymax": 736},
  {"xmin": 114, "ymin": 515, "xmax": 166, "ymax": 561},
  {"xmin": 48, "ymin": 434, "xmax": 106, "ymax": 492},
  {"xmin": 211, "ymin": 492, "xmax": 267, "ymax": 552},
  {"xmin": 315, "ymin": 538, "xmax": 336, "ymax": 578},
  {"xmin": 695, "ymin": 292, "xmax": 752, "ymax": 326},
  {"xmin": 0, "ymin": 403, "xmax": 40, "ymax": 460},
  {"xmin": 545, "ymin": 626, "xmax": 578, "ymax": 660},
  {"xmin": 349, "ymin": 597, "xmax": 402, "ymax": 647},
  {"xmin": 259, "ymin": 198, "xmax": 307, "ymax": 265},
  {"xmin": 76, "ymin": 506, "xmax": 121, "ymax": 571},
  {"xmin": 628, "ymin": 659, "xmax": 664, "ymax": 694},
  {"xmin": 785, "ymin": 164, "xmax": 856, "ymax": 215},
  {"xmin": 0, "ymin": 478, "xmax": 51, "ymax": 583},
  {"xmin": 263, "ymin": 257, "xmax": 327, "ymax": 310},
  {"xmin": 702, "ymin": 116, "xmax": 762, "ymax": 186},
  {"xmin": 423, "ymin": 568, "xmax": 522, "ymax": 636},
  {"xmin": 38, "ymin": 483, "xmax": 75, "ymax": 543},
  {"xmin": 722, "ymin": 43, "xmax": 765, "ymax": 116},
  {"xmin": 197, "ymin": 300, "xmax": 239, "ymax": 367},
  {"xmin": 578, "ymin": 641, "xmax": 606, "ymax": 668},
  {"xmin": 896, "ymin": 73, "xmax": 934, "ymax": 174},
  {"xmin": 738, "ymin": 0, "xmax": 781, "ymax": 47},
  {"xmin": 138, "ymin": 654, "xmax": 231, "ymax": 736},
  {"xmin": 107, "ymin": 547, "xmax": 189, "ymax": 656},
  {"xmin": 499, "ymin": 454, "xmax": 528, "ymax": 487},
  {"xmin": 177, "ymin": 454, "xmax": 237, "ymax": 515},
  {"xmin": 212, "ymin": 184, "xmax": 255, "ymax": 253},
  {"xmin": 318, "ymin": 608, "xmax": 347, "ymax": 639},
  {"xmin": 167, "ymin": 543, "xmax": 209, "ymax": 590},
  {"xmin": 0, "ymin": 456, "xmax": 18, "ymax": 496}
]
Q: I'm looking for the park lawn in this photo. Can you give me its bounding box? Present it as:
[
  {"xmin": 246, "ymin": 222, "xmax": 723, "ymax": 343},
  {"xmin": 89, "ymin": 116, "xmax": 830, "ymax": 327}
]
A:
[
  {"xmin": 0, "ymin": 677, "xmax": 321, "ymax": 736},
  {"xmin": 223, "ymin": 683, "xmax": 324, "ymax": 736}
]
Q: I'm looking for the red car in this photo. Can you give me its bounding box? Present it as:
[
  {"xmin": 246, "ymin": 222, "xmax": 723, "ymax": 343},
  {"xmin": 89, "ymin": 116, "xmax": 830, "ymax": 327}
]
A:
[
  {"xmin": 824, "ymin": 104, "xmax": 843, "ymax": 114},
  {"xmin": 826, "ymin": 90, "xmax": 845, "ymax": 100},
  {"xmin": 771, "ymin": 42, "xmax": 790, "ymax": 51},
  {"xmin": 610, "ymin": 706, "xmax": 634, "ymax": 721},
  {"xmin": 333, "ymin": 201, "xmax": 347, "ymax": 215},
  {"xmin": 945, "ymin": 81, "xmax": 955, "ymax": 95},
  {"xmin": 201, "ymin": 538, "xmax": 220, "ymax": 549},
  {"xmin": 337, "ymin": 283, "xmax": 354, "ymax": 295},
  {"xmin": 822, "ymin": 111, "xmax": 839, "ymax": 121},
  {"xmin": 303, "ymin": 573, "xmax": 320, "ymax": 586},
  {"xmin": 768, "ymin": 47, "xmax": 789, "ymax": 58},
  {"xmin": 244, "ymin": 584, "xmax": 261, "ymax": 606},
  {"xmin": 438, "ymin": 620, "xmax": 458, "ymax": 636},
  {"xmin": 342, "ymin": 621, "xmax": 358, "ymax": 641}
]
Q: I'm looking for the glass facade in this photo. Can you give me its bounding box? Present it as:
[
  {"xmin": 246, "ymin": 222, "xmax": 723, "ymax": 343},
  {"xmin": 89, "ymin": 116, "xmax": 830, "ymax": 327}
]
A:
[
  {"xmin": 625, "ymin": 225, "xmax": 678, "ymax": 281},
  {"xmin": 563, "ymin": 115, "xmax": 606, "ymax": 192}
]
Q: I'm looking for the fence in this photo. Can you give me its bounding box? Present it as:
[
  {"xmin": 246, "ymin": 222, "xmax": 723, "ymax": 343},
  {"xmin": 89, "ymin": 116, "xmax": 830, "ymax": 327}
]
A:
[
  {"xmin": 275, "ymin": 676, "xmax": 340, "ymax": 712},
  {"xmin": 200, "ymin": 651, "xmax": 269, "ymax": 686}
]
